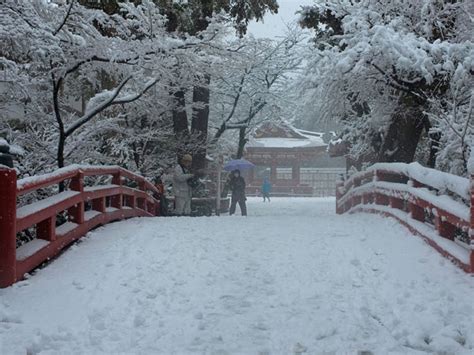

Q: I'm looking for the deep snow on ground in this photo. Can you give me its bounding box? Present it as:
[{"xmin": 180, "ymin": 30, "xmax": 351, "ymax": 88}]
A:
[{"xmin": 1, "ymin": 197, "xmax": 474, "ymax": 354}]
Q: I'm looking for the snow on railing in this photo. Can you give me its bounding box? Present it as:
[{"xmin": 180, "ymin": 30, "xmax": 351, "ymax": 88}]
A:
[
  {"xmin": 336, "ymin": 162, "xmax": 474, "ymax": 273},
  {"xmin": 0, "ymin": 165, "xmax": 161, "ymax": 288}
]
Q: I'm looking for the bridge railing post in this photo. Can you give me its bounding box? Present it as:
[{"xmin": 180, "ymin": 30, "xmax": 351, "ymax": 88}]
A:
[
  {"xmin": 0, "ymin": 167, "xmax": 17, "ymax": 287},
  {"xmin": 375, "ymin": 170, "xmax": 389, "ymax": 206},
  {"xmin": 68, "ymin": 170, "xmax": 84, "ymax": 224},
  {"xmin": 137, "ymin": 179, "xmax": 146, "ymax": 211},
  {"xmin": 111, "ymin": 171, "xmax": 122, "ymax": 209},
  {"xmin": 369, "ymin": 170, "xmax": 377, "ymax": 204},
  {"xmin": 409, "ymin": 178, "xmax": 425, "ymax": 222}
]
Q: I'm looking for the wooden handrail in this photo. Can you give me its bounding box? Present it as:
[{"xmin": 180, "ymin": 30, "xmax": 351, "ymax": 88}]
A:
[
  {"xmin": 17, "ymin": 165, "xmax": 130, "ymax": 195},
  {"xmin": 336, "ymin": 163, "xmax": 474, "ymax": 273},
  {"xmin": 0, "ymin": 165, "xmax": 161, "ymax": 288},
  {"xmin": 340, "ymin": 162, "xmax": 469, "ymax": 202}
]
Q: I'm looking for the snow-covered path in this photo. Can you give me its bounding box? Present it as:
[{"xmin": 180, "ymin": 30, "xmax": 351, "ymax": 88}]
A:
[{"xmin": 1, "ymin": 198, "xmax": 474, "ymax": 354}]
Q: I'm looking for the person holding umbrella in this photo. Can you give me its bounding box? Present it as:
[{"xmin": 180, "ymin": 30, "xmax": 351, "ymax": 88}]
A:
[
  {"xmin": 228, "ymin": 169, "xmax": 247, "ymax": 216},
  {"xmin": 223, "ymin": 158, "xmax": 254, "ymax": 216},
  {"xmin": 223, "ymin": 158, "xmax": 255, "ymax": 172}
]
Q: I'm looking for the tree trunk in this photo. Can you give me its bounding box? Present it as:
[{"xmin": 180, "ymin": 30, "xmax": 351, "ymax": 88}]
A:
[
  {"xmin": 57, "ymin": 132, "xmax": 66, "ymax": 191},
  {"xmin": 236, "ymin": 127, "xmax": 248, "ymax": 159},
  {"xmin": 172, "ymin": 88, "xmax": 190, "ymax": 156},
  {"xmin": 191, "ymin": 74, "xmax": 211, "ymax": 171},
  {"xmin": 376, "ymin": 95, "xmax": 426, "ymax": 163},
  {"xmin": 57, "ymin": 133, "xmax": 65, "ymax": 169},
  {"xmin": 427, "ymin": 131, "xmax": 441, "ymax": 168}
]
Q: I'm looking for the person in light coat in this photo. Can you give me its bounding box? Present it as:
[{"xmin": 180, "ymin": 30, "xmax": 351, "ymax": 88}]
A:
[
  {"xmin": 262, "ymin": 177, "xmax": 272, "ymax": 202},
  {"xmin": 173, "ymin": 154, "xmax": 194, "ymax": 215}
]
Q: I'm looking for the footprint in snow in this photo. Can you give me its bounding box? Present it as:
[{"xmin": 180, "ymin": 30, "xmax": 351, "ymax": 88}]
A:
[
  {"xmin": 350, "ymin": 258, "xmax": 361, "ymax": 267},
  {"xmin": 254, "ymin": 322, "xmax": 269, "ymax": 331},
  {"xmin": 72, "ymin": 280, "xmax": 85, "ymax": 290},
  {"xmin": 240, "ymin": 300, "xmax": 252, "ymax": 308},
  {"xmin": 293, "ymin": 342, "xmax": 307, "ymax": 354},
  {"xmin": 190, "ymin": 336, "xmax": 203, "ymax": 346},
  {"xmin": 133, "ymin": 314, "xmax": 146, "ymax": 327},
  {"xmin": 146, "ymin": 292, "xmax": 158, "ymax": 299},
  {"xmin": 88, "ymin": 313, "xmax": 107, "ymax": 331},
  {"xmin": 262, "ymin": 276, "xmax": 274, "ymax": 285},
  {"xmin": 315, "ymin": 328, "xmax": 337, "ymax": 340},
  {"xmin": 15, "ymin": 280, "xmax": 30, "ymax": 288},
  {"xmin": 194, "ymin": 312, "xmax": 203, "ymax": 320},
  {"xmin": 210, "ymin": 350, "xmax": 230, "ymax": 355},
  {"xmin": 0, "ymin": 312, "xmax": 22, "ymax": 324}
]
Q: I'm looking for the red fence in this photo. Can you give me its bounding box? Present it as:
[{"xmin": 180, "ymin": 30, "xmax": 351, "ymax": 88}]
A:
[
  {"xmin": 0, "ymin": 165, "xmax": 160, "ymax": 288},
  {"xmin": 336, "ymin": 162, "xmax": 474, "ymax": 273}
]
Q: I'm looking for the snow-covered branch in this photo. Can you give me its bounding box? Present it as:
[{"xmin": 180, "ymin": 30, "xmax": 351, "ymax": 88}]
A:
[{"xmin": 65, "ymin": 76, "xmax": 160, "ymax": 137}]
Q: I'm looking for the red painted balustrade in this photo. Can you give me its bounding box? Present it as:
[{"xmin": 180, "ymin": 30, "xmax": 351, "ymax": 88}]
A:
[
  {"xmin": 336, "ymin": 162, "xmax": 474, "ymax": 273},
  {"xmin": 0, "ymin": 165, "xmax": 160, "ymax": 287}
]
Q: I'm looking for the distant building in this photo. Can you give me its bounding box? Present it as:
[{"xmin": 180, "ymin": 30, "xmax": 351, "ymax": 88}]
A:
[{"xmin": 244, "ymin": 122, "xmax": 345, "ymax": 197}]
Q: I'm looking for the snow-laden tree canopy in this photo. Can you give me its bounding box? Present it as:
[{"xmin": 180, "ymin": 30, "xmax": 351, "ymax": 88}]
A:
[
  {"xmin": 296, "ymin": 0, "xmax": 474, "ymax": 175},
  {"xmin": 1, "ymin": 0, "xmax": 302, "ymax": 178},
  {"xmin": 208, "ymin": 28, "xmax": 304, "ymax": 158},
  {"xmin": 0, "ymin": 0, "xmax": 230, "ymax": 176}
]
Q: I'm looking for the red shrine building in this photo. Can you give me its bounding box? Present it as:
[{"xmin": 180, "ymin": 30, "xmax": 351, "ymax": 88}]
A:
[{"xmin": 244, "ymin": 122, "xmax": 345, "ymax": 196}]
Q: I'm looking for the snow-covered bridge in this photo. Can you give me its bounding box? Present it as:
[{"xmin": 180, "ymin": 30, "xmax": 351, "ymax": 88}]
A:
[
  {"xmin": 1, "ymin": 197, "xmax": 474, "ymax": 354},
  {"xmin": 1, "ymin": 164, "xmax": 474, "ymax": 353}
]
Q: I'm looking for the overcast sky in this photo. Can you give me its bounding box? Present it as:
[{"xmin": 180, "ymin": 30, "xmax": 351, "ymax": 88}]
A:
[{"xmin": 247, "ymin": 0, "xmax": 315, "ymax": 39}]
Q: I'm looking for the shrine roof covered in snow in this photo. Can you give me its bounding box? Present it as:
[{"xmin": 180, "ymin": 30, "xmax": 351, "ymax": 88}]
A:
[
  {"xmin": 246, "ymin": 122, "xmax": 326, "ymax": 150},
  {"xmin": 244, "ymin": 122, "xmax": 337, "ymax": 197}
]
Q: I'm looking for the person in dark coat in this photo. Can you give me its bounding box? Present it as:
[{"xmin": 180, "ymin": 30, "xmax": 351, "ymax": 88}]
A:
[
  {"xmin": 0, "ymin": 141, "xmax": 14, "ymax": 168},
  {"xmin": 228, "ymin": 169, "xmax": 247, "ymax": 216}
]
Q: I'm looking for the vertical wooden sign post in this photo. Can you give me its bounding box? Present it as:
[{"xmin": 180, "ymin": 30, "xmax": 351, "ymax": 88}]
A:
[{"xmin": 216, "ymin": 155, "xmax": 223, "ymax": 216}]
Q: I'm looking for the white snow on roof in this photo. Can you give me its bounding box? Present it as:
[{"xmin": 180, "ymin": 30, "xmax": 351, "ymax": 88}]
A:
[
  {"xmin": 295, "ymin": 129, "xmax": 325, "ymax": 138},
  {"xmin": 248, "ymin": 136, "xmax": 326, "ymax": 149},
  {"xmin": 248, "ymin": 127, "xmax": 327, "ymax": 149},
  {"xmin": 248, "ymin": 123, "xmax": 327, "ymax": 149},
  {"xmin": 248, "ymin": 131, "xmax": 327, "ymax": 148}
]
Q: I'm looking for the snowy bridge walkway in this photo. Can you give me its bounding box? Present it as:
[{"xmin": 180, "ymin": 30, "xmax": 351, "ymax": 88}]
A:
[{"xmin": 1, "ymin": 198, "xmax": 474, "ymax": 354}]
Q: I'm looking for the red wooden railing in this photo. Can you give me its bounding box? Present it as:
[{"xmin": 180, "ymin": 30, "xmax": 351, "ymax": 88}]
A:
[
  {"xmin": 0, "ymin": 165, "xmax": 160, "ymax": 288},
  {"xmin": 336, "ymin": 162, "xmax": 474, "ymax": 273}
]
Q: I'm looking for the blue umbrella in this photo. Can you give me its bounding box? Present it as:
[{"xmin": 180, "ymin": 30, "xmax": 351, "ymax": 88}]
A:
[{"xmin": 223, "ymin": 158, "xmax": 255, "ymax": 171}]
